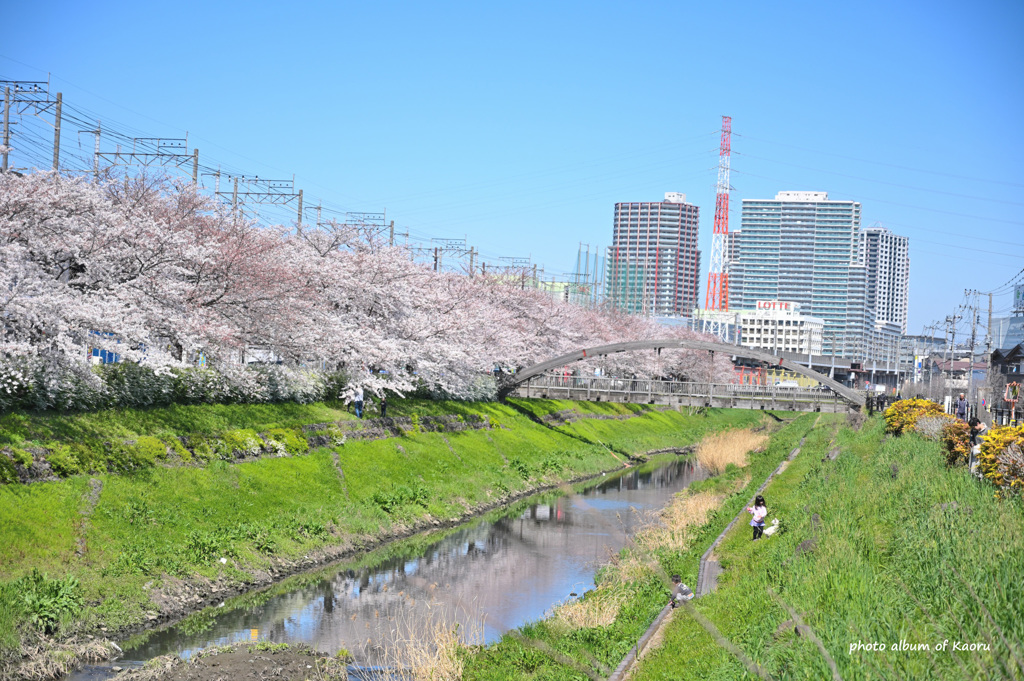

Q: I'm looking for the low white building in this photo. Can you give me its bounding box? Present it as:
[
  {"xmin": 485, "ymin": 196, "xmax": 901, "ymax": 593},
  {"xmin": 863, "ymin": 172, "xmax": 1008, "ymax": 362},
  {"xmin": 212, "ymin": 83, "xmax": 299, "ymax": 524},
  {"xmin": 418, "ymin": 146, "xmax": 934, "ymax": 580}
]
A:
[{"xmin": 737, "ymin": 301, "xmax": 824, "ymax": 355}]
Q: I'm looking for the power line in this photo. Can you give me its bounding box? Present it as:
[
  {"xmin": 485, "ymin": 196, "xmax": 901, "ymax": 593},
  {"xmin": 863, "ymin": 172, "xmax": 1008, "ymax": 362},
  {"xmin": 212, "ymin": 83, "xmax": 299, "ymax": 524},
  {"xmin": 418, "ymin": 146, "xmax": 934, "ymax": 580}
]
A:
[
  {"xmin": 733, "ymin": 150, "xmax": 1024, "ymax": 207},
  {"xmin": 984, "ymin": 266, "xmax": 1024, "ymax": 295},
  {"xmin": 733, "ymin": 168, "xmax": 1024, "ymax": 227},
  {"xmin": 734, "ymin": 131, "xmax": 1024, "ymax": 190}
]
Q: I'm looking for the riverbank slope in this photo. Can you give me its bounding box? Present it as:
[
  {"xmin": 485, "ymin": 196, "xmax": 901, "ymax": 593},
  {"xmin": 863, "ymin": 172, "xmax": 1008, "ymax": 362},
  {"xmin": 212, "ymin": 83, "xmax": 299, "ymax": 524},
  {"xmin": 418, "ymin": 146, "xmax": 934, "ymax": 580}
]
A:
[
  {"xmin": 629, "ymin": 417, "xmax": 1024, "ymax": 680},
  {"xmin": 0, "ymin": 398, "xmax": 771, "ymax": 678}
]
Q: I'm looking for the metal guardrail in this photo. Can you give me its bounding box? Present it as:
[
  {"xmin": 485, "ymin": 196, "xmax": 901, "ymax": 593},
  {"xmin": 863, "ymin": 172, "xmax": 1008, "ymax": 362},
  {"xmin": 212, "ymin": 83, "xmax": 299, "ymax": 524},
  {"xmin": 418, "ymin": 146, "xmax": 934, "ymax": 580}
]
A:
[
  {"xmin": 522, "ymin": 374, "xmax": 842, "ymax": 404},
  {"xmin": 990, "ymin": 406, "xmax": 1021, "ymax": 427}
]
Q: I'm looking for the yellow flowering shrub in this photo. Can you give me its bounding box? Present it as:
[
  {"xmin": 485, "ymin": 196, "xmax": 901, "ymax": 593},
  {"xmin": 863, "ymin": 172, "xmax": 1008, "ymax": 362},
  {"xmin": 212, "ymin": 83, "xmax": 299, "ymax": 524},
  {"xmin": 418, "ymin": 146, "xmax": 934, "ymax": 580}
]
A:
[
  {"xmin": 940, "ymin": 419, "xmax": 971, "ymax": 467},
  {"xmin": 978, "ymin": 426, "xmax": 1024, "ymax": 493},
  {"xmin": 883, "ymin": 398, "xmax": 946, "ymax": 435}
]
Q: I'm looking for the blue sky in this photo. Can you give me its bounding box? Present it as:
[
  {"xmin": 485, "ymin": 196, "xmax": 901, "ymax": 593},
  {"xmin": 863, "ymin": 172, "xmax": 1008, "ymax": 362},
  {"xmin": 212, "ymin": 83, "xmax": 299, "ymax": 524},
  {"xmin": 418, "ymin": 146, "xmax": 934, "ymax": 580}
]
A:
[{"xmin": 4, "ymin": 0, "xmax": 1023, "ymax": 338}]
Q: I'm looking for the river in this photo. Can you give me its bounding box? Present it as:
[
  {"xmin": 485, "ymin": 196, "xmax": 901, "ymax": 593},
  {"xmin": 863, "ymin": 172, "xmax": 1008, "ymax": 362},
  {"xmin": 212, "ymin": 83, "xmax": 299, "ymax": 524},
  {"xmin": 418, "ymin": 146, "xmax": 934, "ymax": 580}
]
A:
[{"xmin": 68, "ymin": 455, "xmax": 706, "ymax": 679}]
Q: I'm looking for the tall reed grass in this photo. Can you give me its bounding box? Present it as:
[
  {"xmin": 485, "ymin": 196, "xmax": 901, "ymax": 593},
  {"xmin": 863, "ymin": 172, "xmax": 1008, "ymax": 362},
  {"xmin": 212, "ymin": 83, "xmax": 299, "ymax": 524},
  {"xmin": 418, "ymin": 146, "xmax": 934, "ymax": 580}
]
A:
[
  {"xmin": 695, "ymin": 429, "xmax": 769, "ymax": 474},
  {"xmin": 372, "ymin": 600, "xmax": 484, "ymax": 681}
]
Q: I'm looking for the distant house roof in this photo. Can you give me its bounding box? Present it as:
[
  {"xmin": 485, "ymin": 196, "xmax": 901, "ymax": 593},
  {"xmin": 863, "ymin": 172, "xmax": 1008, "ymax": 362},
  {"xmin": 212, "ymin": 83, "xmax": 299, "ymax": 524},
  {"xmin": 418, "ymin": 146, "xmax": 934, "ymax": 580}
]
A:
[
  {"xmin": 992, "ymin": 344, "xmax": 1024, "ymax": 364},
  {"xmin": 933, "ymin": 359, "xmax": 988, "ymax": 372}
]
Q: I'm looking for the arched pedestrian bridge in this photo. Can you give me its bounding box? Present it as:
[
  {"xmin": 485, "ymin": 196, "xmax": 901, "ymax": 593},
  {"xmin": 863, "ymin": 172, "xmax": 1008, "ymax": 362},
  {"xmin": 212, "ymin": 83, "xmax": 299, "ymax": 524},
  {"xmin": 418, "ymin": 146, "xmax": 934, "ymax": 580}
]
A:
[{"xmin": 499, "ymin": 339, "xmax": 865, "ymax": 412}]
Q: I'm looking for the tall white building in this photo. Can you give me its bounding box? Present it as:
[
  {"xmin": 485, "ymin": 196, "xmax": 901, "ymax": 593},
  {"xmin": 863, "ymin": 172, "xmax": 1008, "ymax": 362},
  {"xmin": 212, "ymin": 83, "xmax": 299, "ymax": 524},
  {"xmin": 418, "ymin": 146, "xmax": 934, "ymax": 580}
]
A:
[{"xmin": 859, "ymin": 227, "xmax": 910, "ymax": 333}]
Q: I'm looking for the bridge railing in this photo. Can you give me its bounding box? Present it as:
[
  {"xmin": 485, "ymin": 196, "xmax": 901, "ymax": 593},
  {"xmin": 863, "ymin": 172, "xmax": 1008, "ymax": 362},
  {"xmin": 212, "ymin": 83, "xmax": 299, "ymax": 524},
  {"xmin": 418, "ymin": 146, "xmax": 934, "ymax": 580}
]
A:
[{"xmin": 521, "ymin": 374, "xmax": 840, "ymax": 403}]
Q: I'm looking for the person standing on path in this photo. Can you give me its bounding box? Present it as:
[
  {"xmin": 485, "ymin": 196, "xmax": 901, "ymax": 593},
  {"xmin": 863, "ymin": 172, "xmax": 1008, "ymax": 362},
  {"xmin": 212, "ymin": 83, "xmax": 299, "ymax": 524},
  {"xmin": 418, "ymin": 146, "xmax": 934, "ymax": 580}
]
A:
[
  {"xmin": 353, "ymin": 386, "xmax": 364, "ymax": 419},
  {"xmin": 747, "ymin": 495, "xmax": 768, "ymax": 541},
  {"xmin": 955, "ymin": 392, "xmax": 970, "ymax": 421},
  {"xmin": 380, "ymin": 392, "xmax": 388, "ymax": 418}
]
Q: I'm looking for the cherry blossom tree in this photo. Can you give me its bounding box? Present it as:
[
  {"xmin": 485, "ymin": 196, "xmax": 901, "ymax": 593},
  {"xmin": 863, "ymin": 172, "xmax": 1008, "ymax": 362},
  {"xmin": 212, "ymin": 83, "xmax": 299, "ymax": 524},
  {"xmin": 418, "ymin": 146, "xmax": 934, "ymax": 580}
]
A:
[{"xmin": 0, "ymin": 169, "xmax": 725, "ymax": 410}]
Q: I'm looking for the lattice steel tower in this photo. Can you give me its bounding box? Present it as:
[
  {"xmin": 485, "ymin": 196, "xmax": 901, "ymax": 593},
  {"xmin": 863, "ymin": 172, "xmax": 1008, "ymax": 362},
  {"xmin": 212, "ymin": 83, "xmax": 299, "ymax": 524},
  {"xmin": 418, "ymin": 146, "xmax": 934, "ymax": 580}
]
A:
[{"xmin": 702, "ymin": 115, "xmax": 732, "ymax": 339}]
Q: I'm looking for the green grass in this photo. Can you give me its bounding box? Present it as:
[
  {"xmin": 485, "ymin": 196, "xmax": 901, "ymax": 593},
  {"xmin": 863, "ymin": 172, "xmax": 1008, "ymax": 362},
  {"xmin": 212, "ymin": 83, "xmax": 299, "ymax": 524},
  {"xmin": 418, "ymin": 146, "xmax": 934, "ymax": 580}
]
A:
[
  {"xmin": 460, "ymin": 413, "xmax": 821, "ymax": 681},
  {"xmin": 506, "ymin": 398, "xmax": 796, "ymax": 457},
  {"xmin": 550, "ymin": 407, "xmax": 777, "ymax": 456},
  {"xmin": 0, "ymin": 401, "xmax": 358, "ymax": 449},
  {"xmin": 0, "ymin": 398, "xmax": 763, "ymax": 668},
  {"xmin": 631, "ymin": 418, "xmax": 1024, "ymax": 681}
]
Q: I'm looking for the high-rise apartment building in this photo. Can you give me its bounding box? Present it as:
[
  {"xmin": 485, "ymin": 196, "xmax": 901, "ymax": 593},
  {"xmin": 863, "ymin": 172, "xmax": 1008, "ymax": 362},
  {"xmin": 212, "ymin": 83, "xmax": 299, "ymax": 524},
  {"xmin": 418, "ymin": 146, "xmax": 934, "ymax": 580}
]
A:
[
  {"xmin": 729, "ymin": 191, "xmax": 886, "ymax": 359},
  {"xmin": 724, "ymin": 229, "xmax": 742, "ymax": 303},
  {"xmin": 606, "ymin": 192, "xmax": 701, "ymax": 317},
  {"xmin": 859, "ymin": 227, "xmax": 910, "ymax": 333}
]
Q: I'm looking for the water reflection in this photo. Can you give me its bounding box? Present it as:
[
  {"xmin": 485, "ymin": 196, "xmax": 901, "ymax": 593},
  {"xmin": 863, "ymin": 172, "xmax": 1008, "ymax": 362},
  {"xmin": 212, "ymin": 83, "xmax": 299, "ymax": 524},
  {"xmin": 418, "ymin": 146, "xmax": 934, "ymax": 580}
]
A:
[{"xmin": 72, "ymin": 457, "xmax": 705, "ymax": 676}]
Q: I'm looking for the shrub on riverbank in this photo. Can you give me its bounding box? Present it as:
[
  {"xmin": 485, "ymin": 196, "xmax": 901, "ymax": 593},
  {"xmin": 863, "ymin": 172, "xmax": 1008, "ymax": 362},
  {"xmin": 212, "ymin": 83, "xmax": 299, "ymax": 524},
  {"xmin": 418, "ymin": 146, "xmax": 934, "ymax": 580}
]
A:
[
  {"xmin": 939, "ymin": 418, "xmax": 971, "ymax": 467},
  {"xmin": 978, "ymin": 425, "xmax": 1024, "ymax": 493},
  {"xmin": 883, "ymin": 398, "xmax": 946, "ymax": 435}
]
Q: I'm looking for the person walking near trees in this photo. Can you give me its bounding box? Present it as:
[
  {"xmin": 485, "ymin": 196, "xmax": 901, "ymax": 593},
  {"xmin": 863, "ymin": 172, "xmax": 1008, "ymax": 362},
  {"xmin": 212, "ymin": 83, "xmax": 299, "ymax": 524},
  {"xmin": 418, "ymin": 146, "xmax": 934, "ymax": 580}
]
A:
[
  {"xmin": 353, "ymin": 386, "xmax": 364, "ymax": 419},
  {"xmin": 955, "ymin": 392, "xmax": 969, "ymax": 421},
  {"xmin": 747, "ymin": 494, "xmax": 768, "ymax": 541}
]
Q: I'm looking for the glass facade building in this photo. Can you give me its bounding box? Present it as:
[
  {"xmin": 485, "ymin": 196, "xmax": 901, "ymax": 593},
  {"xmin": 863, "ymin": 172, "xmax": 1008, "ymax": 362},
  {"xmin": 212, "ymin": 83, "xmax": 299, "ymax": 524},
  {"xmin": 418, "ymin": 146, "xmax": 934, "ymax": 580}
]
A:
[{"xmin": 728, "ymin": 191, "xmax": 884, "ymax": 359}]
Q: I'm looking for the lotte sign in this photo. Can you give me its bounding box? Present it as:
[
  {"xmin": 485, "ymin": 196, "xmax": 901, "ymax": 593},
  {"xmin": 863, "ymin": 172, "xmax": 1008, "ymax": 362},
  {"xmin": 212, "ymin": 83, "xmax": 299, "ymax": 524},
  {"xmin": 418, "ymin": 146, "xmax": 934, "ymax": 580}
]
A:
[{"xmin": 756, "ymin": 300, "xmax": 794, "ymax": 311}]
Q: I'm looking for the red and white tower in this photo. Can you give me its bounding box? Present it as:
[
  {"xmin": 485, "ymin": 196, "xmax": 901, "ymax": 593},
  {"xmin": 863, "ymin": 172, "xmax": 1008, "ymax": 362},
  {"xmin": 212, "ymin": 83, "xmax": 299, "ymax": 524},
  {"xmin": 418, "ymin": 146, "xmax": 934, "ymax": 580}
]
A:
[{"xmin": 702, "ymin": 116, "xmax": 732, "ymax": 339}]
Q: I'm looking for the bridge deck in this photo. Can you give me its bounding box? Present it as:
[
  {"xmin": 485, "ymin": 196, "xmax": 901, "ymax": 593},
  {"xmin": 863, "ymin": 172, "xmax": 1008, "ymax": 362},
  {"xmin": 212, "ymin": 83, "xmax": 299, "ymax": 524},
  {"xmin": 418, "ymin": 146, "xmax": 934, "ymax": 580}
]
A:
[{"xmin": 513, "ymin": 374, "xmax": 857, "ymax": 413}]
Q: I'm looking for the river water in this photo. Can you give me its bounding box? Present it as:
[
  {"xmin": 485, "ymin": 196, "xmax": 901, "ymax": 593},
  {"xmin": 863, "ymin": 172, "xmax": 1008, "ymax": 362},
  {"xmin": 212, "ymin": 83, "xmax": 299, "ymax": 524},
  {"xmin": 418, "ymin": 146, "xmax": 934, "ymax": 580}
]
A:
[{"xmin": 69, "ymin": 455, "xmax": 706, "ymax": 679}]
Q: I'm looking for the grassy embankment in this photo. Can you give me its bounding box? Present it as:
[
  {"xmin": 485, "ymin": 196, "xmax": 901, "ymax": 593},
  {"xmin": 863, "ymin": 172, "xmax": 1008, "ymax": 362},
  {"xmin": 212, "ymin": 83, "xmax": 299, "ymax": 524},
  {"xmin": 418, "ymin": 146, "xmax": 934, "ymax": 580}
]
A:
[
  {"xmin": 632, "ymin": 417, "xmax": 1024, "ymax": 681},
  {"xmin": 459, "ymin": 411, "xmax": 824, "ymax": 680},
  {"xmin": 0, "ymin": 397, "xmax": 767, "ymax": 673}
]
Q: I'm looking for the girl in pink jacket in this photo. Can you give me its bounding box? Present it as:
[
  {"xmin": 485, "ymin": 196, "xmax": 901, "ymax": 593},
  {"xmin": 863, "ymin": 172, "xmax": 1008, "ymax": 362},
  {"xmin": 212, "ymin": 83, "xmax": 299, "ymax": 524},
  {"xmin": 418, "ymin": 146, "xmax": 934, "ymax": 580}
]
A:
[{"xmin": 747, "ymin": 495, "xmax": 768, "ymax": 540}]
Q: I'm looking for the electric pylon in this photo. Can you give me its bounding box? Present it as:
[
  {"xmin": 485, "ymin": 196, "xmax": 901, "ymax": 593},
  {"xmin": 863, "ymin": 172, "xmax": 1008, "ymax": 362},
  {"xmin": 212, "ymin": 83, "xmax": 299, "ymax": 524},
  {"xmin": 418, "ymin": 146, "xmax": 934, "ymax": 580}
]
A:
[{"xmin": 702, "ymin": 115, "xmax": 731, "ymax": 340}]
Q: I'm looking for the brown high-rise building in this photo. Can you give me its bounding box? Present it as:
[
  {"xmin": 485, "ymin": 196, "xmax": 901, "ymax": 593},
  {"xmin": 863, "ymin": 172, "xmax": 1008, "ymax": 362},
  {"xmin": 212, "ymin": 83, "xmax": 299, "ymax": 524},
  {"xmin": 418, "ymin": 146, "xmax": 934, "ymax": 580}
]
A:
[{"xmin": 605, "ymin": 192, "xmax": 701, "ymax": 317}]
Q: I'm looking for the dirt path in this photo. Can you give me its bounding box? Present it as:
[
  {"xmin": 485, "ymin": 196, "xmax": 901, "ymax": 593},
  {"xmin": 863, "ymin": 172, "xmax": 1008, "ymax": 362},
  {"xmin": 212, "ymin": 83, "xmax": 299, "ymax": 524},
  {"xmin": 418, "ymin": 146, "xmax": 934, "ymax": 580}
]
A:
[
  {"xmin": 76, "ymin": 477, "xmax": 103, "ymax": 557},
  {"xmin": 113, "ymin": 644, "xmax": 348, "ymax": 681},
  {"xmin": 330, "ymin": 450, "xmax": 350, "ymax": 501}
]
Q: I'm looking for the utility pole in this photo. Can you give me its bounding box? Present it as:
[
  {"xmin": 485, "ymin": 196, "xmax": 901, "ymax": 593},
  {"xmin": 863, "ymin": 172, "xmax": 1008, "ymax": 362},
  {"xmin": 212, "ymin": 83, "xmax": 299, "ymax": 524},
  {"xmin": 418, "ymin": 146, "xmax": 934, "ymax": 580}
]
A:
[
  {"xmin": 967, "ymin": 290, "xmax": 978, "ymax": 404},
  {"xmin": 433, "ymin": 247, "xmax": 439, "ymax": 272},
  {"xmin": 232, "ymin": 176, "xmax": 239, "ymax": 217},
  {"xmin": 388, "ymin": 220, "xmax": 395, "ymax": 246},
  {"xmin": 469, "ymin": 247, "xmax": 475, "ymax": 277},
  {"xmin": 986, "ymin": 292, "xmax": 994, "ymax": 356},
  {"xmin": 296, "ymin": 189, "xmax": 303, "ymax": 225},
  {"xmin": 192, "ymin": 148, "xmax": 199, "ymax": 184},
  {"xmin": 2, "ymin": 87, "xmax": 9, "ymax": 172},
  {"xmin": 92, "ymin": 121, "xmax": 101, "ymax": 180},
  {"xmin": 943, "ymin": 313, "xmax": 962, "ymax": 392},
  {"xmin": 51, "ymin": 92, "xmax": 62, "ymax": 171},
  {"xmin": 986, "ymin": 292, "xmax": 994, "ymax": 408}
]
